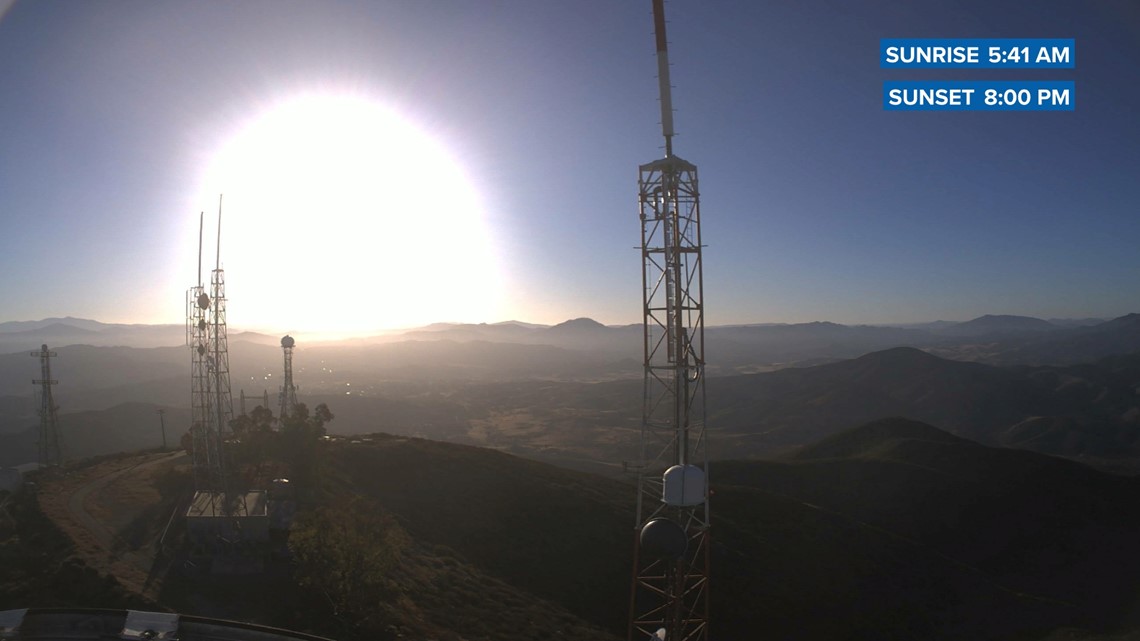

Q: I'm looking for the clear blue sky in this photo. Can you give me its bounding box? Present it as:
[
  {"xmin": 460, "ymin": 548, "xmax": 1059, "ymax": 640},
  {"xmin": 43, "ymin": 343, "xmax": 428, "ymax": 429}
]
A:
[{"xmin": 0, "ymin": 0, "xmax": 1136, "ymax": 332}]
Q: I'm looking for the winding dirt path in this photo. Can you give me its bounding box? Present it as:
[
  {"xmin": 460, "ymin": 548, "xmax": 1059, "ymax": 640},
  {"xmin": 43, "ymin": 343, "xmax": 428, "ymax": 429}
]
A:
[{"xmin": 39, "ymin": 451, "xmax": 185, "ymax": 598}]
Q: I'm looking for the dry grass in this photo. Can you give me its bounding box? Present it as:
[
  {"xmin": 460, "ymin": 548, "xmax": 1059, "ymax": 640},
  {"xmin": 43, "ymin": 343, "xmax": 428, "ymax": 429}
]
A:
[{"xmin": 36, "ymin": 452, "xmax": 186, "ymax": 600}]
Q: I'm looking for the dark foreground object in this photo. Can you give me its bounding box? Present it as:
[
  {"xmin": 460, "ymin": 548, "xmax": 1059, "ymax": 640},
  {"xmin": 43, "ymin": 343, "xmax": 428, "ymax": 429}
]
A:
[{"xmin": 0, "ymin": 608, "xmax": 332, "ymax": 641}]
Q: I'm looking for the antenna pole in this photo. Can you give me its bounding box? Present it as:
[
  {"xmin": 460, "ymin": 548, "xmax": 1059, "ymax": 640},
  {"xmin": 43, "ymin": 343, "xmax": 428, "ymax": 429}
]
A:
[
  {"xmin": 197, "ymin": 212, "xmax": 204, "ymax": 287},
  {"xmin": 652, "ymin": 0, "xmax": 675, "ymax": 157},
  {"xmin": 157, "ymin": 408, "xmax": 167, "ymax": 450},
  {"xmin": 216, "ymin": 194, "xmax": 223, "ymax": 272}
]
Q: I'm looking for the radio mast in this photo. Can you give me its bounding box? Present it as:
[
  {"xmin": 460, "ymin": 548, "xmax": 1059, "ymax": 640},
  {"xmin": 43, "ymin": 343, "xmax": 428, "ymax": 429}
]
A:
[
  {"xmin": 186, "ymin": 197, "xmax": 234, "ymax": 510},
  {"xmin": 628, "ymin": 1, "xmax": 710, "ymax": 640},
  {"xmin": 31, "ymin": 344, "xmax": 63, "ymax": 468}
]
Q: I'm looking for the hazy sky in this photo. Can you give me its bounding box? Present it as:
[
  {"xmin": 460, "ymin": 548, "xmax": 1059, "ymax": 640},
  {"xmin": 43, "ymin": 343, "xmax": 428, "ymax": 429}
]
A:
[{"xmin": 0, "ymin": 1, "xmax": 1137, "ymax": 333}]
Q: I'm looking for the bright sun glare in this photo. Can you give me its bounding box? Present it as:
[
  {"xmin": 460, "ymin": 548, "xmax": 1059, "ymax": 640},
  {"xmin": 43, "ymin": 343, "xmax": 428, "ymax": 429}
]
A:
[{"xmin": 195, "ymin": 94, "xmax": 502, "ymax": 336}]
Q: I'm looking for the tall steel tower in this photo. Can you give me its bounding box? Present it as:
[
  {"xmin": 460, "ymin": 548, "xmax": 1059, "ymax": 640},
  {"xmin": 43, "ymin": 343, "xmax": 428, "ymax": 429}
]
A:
[
  {"xmin": 278, "ymin": 335, "xmax": 298, "ymax": 420},
  {"xmin": 628, "ymin": 1, "xmax": 710, "ymax": 640},
  {"xmin": 186, "ymin": 202, "xmax": 235, "ymax": 499},
  {"xmin": 31, "ymin": 344, "xmax": 63, "ymax": 468}
]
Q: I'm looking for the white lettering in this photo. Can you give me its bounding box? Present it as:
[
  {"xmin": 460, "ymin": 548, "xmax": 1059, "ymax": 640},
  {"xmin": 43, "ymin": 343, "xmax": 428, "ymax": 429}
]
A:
[
  {"xmin": 888, "ymin": 46, "xmax": 979, "ymax": 64},
  {"xmin": 891, "ymin": 88, "xmax": 975, "ymax": 106}
]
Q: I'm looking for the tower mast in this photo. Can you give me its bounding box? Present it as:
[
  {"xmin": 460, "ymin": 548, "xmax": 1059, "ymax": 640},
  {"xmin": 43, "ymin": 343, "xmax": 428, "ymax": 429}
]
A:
[
  {"xmin": 186, "ymin": 198, "xmax": 234, "ymax": 510},
  {"xmin": 210, "ymin": 196, "xmax": 234, "ymax": 464},
  {"xmin": 188, "ymin": 212, "xmax": 216, "ymax": 492},
  {"xmin": 629, "ymin": 1, "xmax": 710, "ymax": 640},
  {"xmin": 279, "ymin": 335, "xmax": 298, "ymax": 420},
  {"xmin": 31, "ymin": 344, "xmax": 63, "ymax": 468}
]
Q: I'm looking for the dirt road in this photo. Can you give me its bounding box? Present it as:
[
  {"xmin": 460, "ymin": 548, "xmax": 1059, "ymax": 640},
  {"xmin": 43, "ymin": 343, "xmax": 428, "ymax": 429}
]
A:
[
  {"xmin": 67, "ymin": 451, "xmax": 184, "ymax": 550},
  {"xmin": 39, "ymin": 451, "xmax": 186, "ymax": 598}
]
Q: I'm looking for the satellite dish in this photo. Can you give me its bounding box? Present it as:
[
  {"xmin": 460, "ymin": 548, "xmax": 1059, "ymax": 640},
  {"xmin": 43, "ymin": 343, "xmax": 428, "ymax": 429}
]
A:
[
  {"xmin": 639, "ymin": 518, "xmax": 687, "ymax": 559},
  {"xmin": 198, "ymin": 319, "xmax": 207, "ymax": 330},
  {"xmin": 281, "ymin": 335, "xmax": 295, "ymax": 348},
  {"xmin": 197, "ymin": 293, "xmax": 211, "ymax": 309},
  {"xmin": 197, "ymin": 345, "xmax": 206, "ymax": 355}
]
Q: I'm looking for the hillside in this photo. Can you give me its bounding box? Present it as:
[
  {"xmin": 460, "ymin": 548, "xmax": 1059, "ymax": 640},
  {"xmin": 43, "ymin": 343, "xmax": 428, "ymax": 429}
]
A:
[
  {"xmin": 707, "ymin": 348, "xmax": 1140, "ymax": 465},
  {"xmin": 0, "ymin": 403, "xmax": 188, "ymax": 467},
  {"xmin": 709, "ymin": 346, "xmax": 1055, "ymax": 451},
  {"xmin": 8, "ymin": 345, "xmax": 1140, "ymax": 474},
  {"xmin": 939, "ymin": 314, "xmax": 1060, "ymax": 336},
  {"xmin": 14, "ymin": 420, "xmax": 1140, "ymax": 639},
  {"xmin": 0, "ymin": 488, "xmax": 156, "ymax": 612},
  {"xmin": 324, "ymin": 436, "xmax": 633, "ymax": 635},
  {"xmin": 712, "ymin": 418, "xmax": 1140, "ymax": 640}
]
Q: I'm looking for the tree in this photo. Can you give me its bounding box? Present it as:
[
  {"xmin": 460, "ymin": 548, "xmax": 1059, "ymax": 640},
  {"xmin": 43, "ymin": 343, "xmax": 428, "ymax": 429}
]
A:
[
  {"xmin": 230, "ymin": 405, "xmax": 276, "ymax": 439},
  {"xmin": 229, "ymin": 405, "xmax": 278, "ymax": 476},
  {"xmin": 280, "ymin": 402, "xmax": 332, "ymax": 437},
  {"xmin": 279, "ymin": 403, "xmax": 334, "ymax": 486},
  {"xmin": 289, "ymin": 496, "xmax": 407, "ymax": 629}
]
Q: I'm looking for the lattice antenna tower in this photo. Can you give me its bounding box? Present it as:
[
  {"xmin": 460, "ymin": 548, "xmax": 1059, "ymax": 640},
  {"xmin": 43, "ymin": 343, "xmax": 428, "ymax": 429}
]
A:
[
  {"xmin": 186, "ymin": 199, "xmax": 234, "ymax": 500},
  {"xmin": 628, "ymin": 1, "xmax": 710, "ymax": 640},
  {"xmin": 31, "ymin": 344, "xmax": 63, "ymax": 468},
  {"xmin": 209, "ymin": 202, "xmax": 235, "ymax": 452},
  {"xmin": 278, "ymin": 335, "xmax": 298, "ymax": 420},
  {"xmin": 188, "ymin": 211, "xmax": 220, "ymax": 493}
]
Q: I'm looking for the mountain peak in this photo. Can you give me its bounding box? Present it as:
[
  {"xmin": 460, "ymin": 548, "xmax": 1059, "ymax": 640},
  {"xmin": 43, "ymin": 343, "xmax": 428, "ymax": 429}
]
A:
[
  {"xmin": 852, "ymin": 346, "xmax": 943, "ymax": 366},
  {"xmin": 793, "ymin": 417, "xmax": 964, "ymax": 460},
  {"xmin": 1097, "ymin": 313, "xmax": 1140, "ymax": 330},
  {"xmin": 949, "ymin": 314, "xmax": 1056, "ymax": 334},
  {"xmin": 550, "ymin": 317, "xmax": 606, "ymax": 331}
]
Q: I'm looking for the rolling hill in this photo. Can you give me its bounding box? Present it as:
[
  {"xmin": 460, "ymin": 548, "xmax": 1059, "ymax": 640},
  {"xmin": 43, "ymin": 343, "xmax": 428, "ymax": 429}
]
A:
[
  {"xmin": 13, "ymin": 418, "xmax": 1140, "ymax": 639},
  {"xmin": 256, "ymin": 424, "xmax": 1140, "ymax": 639},
  {"xmin": 705, "ymin": 347, "xmax": 1140, "ymax": 465},
  {"xmin": 0, "ymin": 403, "xmax": 188, "ymax": 467},
  {"xmin": 6, "ymin": 344, "xmax": 1140, "ymax": 474},
  {"xmin": 712, "ymin": 417, "xmax": 1140, "ymax": 639}
]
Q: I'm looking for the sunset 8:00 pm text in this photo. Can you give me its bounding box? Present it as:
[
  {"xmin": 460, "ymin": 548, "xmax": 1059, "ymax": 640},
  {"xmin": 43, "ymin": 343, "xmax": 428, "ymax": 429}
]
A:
[{"xmin": 883, "ymin": 81, "xmax": 1075, "ymax": 111}]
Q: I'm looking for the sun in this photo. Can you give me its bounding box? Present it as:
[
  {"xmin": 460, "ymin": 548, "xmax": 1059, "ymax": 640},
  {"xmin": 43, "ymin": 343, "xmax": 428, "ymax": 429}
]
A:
[{"xmin": 194, "ymin": 93, "xmax": 503, "ymax": 336}]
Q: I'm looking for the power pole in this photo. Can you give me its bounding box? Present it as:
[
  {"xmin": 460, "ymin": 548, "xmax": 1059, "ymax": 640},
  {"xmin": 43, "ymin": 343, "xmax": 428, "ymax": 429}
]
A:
[{"xmin": 157, "ymin": 408, "xmax": 167, "ymax": 450}]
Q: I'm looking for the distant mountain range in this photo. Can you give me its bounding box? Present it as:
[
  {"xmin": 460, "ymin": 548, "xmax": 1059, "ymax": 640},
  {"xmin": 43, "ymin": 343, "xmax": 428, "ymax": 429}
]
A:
[
  {"xmin": 3, "ymin": 312, "xmax": 1140, "ymax": 471},
  {"xmin": 3, "ymin": 313, "xmax": 1138, "ymax": 372}
]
